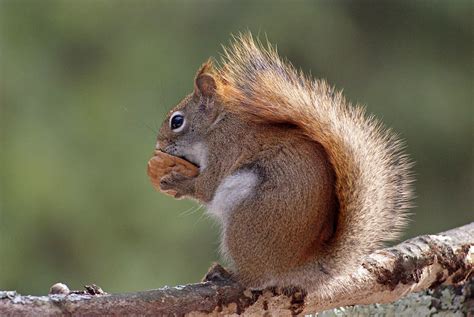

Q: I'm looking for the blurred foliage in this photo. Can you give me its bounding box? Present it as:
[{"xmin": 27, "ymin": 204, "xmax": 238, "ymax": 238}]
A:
[{"xmin": 0, "ymin": 1, "xmax": 472, "ymax": 295}]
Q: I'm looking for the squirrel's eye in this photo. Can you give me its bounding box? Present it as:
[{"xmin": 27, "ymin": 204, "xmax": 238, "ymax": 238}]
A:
[{"xmin": 169, "ymin": 112, "xmax": 185, "ymax": 132}]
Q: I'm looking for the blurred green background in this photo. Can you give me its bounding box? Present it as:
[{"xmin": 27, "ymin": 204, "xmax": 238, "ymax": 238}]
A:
[{"xmin": 0, "ymin": 1, "xmax": 472, "ymax": 295}]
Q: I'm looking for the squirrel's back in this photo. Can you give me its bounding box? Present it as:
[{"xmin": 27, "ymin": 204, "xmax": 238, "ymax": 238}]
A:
[{"xmin": 212, "ymin": 34, "xmax": 414, "ymax": 295}]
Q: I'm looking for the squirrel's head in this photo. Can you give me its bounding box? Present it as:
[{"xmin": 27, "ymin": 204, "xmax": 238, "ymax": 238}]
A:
[{"xmin": 156, "ymin": 61, "xmax": 225, "ymax": 170}]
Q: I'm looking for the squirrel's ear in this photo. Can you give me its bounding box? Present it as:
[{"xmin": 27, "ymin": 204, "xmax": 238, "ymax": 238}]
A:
[{"xmin": 194, "ymin": 60, "xmax": 217, "ymax": 99}]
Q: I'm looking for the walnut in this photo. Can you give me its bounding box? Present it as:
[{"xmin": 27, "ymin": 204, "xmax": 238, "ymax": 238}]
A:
[{"xmin": 147, "ymin": 151, "xmax": 199, "ymax": 196}]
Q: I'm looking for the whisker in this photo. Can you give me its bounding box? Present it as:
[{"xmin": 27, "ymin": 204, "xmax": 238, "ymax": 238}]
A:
[
  {"xmin": 122, "ymin": 105, "xmax": 157, "ymax": 135},
  {"xmin": 193, "ymin": 205, "xmax": 209, "ymax": 225},
  {"xmin": 179, "ymin": 204, "xmax": 204, "ymax": 217},
  {"xmin": 155, "ymin": 82, "xmax": 165, "ymax": 130},
  {"xmin": 178, "ymin": 204, "xmax": 198, "ymax": 217}
]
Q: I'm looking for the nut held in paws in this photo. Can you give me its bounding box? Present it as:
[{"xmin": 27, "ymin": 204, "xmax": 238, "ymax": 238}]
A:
[{"xmin": 147, "ymin": 151, "xmax": 199, "ymax": 196}]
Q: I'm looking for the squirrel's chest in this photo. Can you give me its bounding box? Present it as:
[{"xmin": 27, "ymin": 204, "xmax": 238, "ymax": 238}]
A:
[{"xmin": 206, "ymin": 171, "xmax": 258, "ymax": 222}]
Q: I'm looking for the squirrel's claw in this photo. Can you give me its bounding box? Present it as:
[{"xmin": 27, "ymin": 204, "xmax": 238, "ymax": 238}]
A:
[{"xmin": 160, "ymin": 172, "xmax": 193, "ymax": 199}]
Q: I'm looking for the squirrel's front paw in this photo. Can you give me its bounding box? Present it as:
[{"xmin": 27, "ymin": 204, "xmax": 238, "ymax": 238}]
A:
[{"xmin": 160, "ymin": 172, "xmax": 193, "ymax": 199}]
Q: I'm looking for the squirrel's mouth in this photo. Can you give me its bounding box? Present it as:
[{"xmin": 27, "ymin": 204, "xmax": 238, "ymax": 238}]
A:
[
  {"xmin": 155, "ymin": 149, "xmax": 200, "ymax": 169},
  {"xmin": 177, "ymin": 154, "xmax": 200, "ymax": 169}
]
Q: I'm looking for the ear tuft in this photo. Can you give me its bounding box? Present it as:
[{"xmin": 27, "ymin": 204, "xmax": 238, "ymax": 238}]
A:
[{"xmin": 194, "ymin": 60, "xmax": 217, "ymax": 98}]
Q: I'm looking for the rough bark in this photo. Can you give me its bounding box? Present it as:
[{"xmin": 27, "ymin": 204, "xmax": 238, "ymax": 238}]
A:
[{"xmin": 1, "ymin": 223, "xmax": 472, "ymax": 316}]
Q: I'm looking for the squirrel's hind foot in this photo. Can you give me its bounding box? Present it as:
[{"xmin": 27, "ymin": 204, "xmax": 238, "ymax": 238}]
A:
[{"xmin": 202, "ymin": 263, "xmax": 236, "ymax": 284}]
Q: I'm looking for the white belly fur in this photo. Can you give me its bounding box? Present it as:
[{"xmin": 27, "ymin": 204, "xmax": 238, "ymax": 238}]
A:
[{"xmin": 207, "ymin": 171, "xmax": 258, "ymax": 222}]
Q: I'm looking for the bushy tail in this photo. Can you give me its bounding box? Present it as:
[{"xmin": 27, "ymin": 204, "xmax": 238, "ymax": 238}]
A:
[{"xmin": 214, "ymin": 34, "xmax": 414, "ymax": 290}]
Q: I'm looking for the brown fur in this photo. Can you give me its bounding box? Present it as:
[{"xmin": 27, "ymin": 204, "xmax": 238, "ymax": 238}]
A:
[{"xmin": 156, "ymin": 34, "xmax": 413, "ymax": 298}]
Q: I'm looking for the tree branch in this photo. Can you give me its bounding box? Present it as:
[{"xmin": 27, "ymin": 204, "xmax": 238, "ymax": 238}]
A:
[{"xmin": 1, "ymin": 223, "xmax": 472, "ymax": 316}]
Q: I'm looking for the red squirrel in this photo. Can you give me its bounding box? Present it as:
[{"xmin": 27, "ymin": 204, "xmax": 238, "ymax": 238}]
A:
[{"xmin": 148, "ymin": 34, "xmax": 413, "ymax": 297}]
